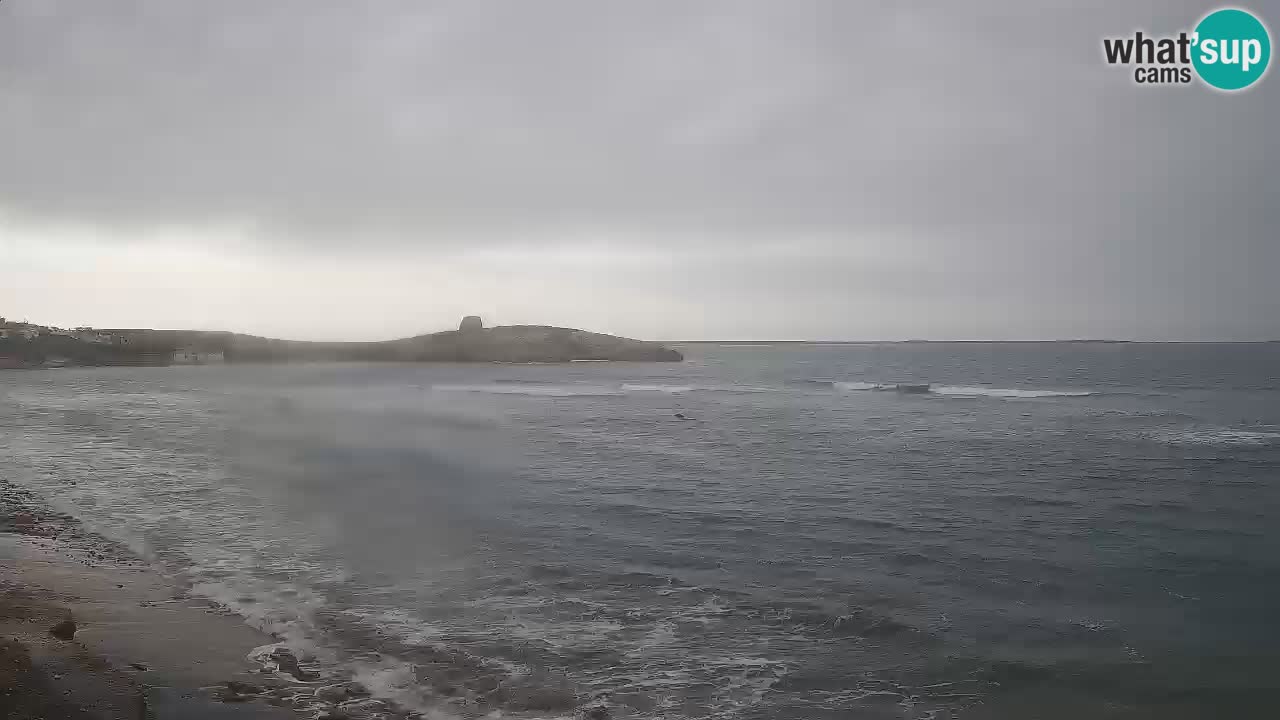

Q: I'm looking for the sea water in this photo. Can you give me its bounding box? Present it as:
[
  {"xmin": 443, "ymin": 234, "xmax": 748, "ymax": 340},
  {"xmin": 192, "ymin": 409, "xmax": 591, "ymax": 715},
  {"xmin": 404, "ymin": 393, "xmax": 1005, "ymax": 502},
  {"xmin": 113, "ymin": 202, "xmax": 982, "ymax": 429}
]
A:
[{"xmin": 2, "ymin": 342, "xmax": 1278, "ymax": 718}]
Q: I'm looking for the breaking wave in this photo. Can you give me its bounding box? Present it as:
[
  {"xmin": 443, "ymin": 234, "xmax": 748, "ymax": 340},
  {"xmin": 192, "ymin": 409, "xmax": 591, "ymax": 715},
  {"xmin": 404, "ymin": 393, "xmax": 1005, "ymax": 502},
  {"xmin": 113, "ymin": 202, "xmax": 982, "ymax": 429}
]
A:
[
  {"xmin": 449, "ymin": 378, "xmax": 1107, "ymax": 401},
  {"xmin": 621, "ymin": 383, "xmax": 696, "ymax": 394},
  {"xmin": 791, "ymin": 379, "xmax": 895, "ymax": 391},
  {"xmin": 795, "ymin": 379, "xmax": 1098, "ymax": 398},
  {"xmin": 622, "ymin": 383, "xmax": 774, "ymax": 395},
  {"xmin": 432, "ymin": 383, "xmax": 624, "ymax": 397},
  {"xmin": 835, "ymin": 381, "xmax": 894, "ymax": 391},
  {"xmin": 788, "ymin": 379, "xmax": 837, "ymax": 388},
  {"xmin": 434, "ymin": 383, "xmax": 775, "ymax": 397},
  {"xmin": 930, "ymin": 386, "xmax": 1097, "ymax": 399}
]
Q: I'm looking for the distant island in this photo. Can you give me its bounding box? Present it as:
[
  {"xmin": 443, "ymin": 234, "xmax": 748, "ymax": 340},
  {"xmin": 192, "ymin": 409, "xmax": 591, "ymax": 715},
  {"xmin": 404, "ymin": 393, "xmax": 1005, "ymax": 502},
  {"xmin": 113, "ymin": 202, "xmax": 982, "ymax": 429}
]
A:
[{"xmin": 0, "ymin": 316, "xmax": 683, "ymax": 368}]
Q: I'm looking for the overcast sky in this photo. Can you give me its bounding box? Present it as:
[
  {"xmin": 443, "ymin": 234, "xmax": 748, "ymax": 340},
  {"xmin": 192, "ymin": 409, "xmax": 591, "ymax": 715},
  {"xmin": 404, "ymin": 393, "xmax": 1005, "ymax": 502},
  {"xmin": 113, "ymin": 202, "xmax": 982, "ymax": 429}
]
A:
[{"xmin": 1, "ymin": 1, "xmax": 1276, "ymax": 340}]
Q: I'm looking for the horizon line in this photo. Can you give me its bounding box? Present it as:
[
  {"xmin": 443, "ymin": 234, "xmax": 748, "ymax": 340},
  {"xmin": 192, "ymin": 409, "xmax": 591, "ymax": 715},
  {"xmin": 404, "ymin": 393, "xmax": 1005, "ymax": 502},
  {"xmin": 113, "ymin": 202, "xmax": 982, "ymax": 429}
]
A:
[{"xmin": 664, "ymin": 339, "xmax": 1280, "ymax": 345}]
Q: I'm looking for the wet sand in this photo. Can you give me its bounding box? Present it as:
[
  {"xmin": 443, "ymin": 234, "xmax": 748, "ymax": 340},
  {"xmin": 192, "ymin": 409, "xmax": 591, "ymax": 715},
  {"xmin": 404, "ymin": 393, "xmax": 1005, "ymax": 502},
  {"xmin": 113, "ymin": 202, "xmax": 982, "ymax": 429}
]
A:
[
  {"xmin": 1, "ymin": 481, "xmax": 409, "ymax": 719},
  {"xmin": 0, "ymin": 533, "xmax": 301, "ymax": 719}
]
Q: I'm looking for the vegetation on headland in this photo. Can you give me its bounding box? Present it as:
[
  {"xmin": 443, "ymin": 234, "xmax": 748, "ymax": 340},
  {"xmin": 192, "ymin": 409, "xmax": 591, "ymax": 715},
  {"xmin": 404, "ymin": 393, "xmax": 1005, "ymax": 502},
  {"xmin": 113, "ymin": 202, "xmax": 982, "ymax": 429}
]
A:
[
  {"xmin": 0, "ymin": 316, "xmax": 682, "ymax": 368},
  {"xmin": 226, "ymin": 324, "xmax": 682, "ymax": 363},
  {"xmin": 0, "ymin": 334, "xmax": 167, "ymax": 368}
]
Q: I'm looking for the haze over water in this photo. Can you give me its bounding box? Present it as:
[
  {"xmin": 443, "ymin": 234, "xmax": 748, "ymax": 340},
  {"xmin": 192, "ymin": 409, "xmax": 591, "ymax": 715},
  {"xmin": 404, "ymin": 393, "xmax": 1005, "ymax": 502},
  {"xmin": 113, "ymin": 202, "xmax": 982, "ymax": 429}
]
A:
[{"xmin": 3, "ymin": 342, "xmax": 1279, "ymax": 718}]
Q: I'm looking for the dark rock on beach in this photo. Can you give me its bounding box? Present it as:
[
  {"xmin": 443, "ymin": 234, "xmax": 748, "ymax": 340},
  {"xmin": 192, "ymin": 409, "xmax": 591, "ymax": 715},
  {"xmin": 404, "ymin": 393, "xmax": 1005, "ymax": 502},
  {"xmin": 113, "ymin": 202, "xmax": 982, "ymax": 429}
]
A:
[
  {"xmin": 314, "ymin": 682, "xmax": 366, "ymax": 703},
  {"xmin": 49, "ymin": 618, "xmax": 77, "ymax": 640},
  {"xmin": 264, "ymin": 646, "xmax": 321, "ymax": 682}
]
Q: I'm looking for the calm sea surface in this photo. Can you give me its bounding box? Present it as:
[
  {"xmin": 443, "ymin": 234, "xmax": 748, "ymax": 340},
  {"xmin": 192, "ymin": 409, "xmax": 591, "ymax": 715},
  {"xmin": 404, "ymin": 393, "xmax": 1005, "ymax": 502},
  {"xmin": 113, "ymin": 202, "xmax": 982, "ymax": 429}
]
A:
[{"xmin": 3, "ymin": 343, "xmax": 1279, "ymax": 718}]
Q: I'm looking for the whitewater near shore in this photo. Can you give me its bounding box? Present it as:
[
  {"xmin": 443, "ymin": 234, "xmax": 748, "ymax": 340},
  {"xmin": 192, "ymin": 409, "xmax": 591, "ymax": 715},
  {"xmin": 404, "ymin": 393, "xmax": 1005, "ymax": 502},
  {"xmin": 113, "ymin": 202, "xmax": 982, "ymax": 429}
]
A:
[{"xmin": 0, "ymin": 481, "xmax": 415, "ymax": 719}]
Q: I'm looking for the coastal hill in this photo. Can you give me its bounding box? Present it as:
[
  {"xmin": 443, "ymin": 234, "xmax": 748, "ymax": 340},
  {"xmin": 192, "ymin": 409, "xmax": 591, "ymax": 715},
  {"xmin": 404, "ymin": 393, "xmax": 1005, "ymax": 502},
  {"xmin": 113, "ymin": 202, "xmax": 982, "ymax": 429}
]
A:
[
  {"xmin": 222, "ymin": 317, "xmax": 682, "ymax": 363},
  {"xmin": 0, "ymin": 316, "xmax": 682, "ymax": 366}
]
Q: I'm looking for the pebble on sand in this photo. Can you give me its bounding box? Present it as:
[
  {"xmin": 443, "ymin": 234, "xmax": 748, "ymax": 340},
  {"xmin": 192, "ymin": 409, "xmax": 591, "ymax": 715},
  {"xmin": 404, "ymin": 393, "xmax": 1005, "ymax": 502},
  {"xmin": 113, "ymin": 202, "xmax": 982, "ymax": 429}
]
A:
[{"xmin": 48, "ymin": 619, "xmax": 77, "ymax": 640}]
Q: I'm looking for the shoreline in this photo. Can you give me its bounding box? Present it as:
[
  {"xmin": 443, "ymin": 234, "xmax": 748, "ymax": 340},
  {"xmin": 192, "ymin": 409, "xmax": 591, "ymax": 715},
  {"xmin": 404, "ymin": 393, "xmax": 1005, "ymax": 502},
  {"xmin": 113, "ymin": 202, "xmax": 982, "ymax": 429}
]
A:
[{"xmin": 0, "ymin": 481, "xmax": 413, "ymax": 719}]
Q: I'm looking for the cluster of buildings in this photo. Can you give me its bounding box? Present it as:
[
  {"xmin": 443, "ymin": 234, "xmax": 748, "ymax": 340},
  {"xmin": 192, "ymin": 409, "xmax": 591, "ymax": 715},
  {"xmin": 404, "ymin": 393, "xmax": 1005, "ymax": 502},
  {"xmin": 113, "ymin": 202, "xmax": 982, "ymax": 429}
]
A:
[
  {"xmin": 0, "ymin": 319, "xmax": 126, "ymax": 344},
  {"xmin": 0, "ymin": 319, "xmax": 45, "ymax": 340},
  {"xmin": 0, "ymin": 318, "xmax": 225, "ymax": 366}
]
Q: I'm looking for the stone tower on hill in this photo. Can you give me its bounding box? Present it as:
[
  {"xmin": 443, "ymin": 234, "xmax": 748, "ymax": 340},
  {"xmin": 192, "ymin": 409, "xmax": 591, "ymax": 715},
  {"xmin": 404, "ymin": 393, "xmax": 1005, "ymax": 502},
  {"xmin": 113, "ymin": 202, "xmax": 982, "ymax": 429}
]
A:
[{"xmin": 459, "ymin": 315, "xmax": 484, "ymax": 332}]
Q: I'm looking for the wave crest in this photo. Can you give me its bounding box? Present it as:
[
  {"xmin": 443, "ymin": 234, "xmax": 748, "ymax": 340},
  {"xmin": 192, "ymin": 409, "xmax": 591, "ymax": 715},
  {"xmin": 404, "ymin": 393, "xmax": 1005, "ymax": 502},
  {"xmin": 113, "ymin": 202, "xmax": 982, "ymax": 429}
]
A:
[
  {"xmin": 432, "ymin": 384, "xmax": 622, "ymax": 397},
  {"xmin": 931, "ymin": 386, "xmax": 1096, "ymax": 399}
]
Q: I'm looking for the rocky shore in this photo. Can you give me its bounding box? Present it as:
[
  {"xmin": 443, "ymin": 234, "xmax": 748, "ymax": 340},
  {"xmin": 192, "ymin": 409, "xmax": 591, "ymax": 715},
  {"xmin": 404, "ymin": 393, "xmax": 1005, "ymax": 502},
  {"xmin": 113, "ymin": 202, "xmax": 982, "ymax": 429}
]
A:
[{"xmin": 0, "ymin": 481, "xmax": 416, "ymax": 719}]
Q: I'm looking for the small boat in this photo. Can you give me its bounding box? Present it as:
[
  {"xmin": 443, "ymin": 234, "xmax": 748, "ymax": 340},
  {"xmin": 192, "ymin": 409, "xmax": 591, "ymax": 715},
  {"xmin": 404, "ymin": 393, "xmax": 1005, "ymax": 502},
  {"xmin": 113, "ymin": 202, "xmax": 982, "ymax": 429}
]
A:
[{"xmin": 893, "ymin": 383, "xmax": 931, "ymax": 394}]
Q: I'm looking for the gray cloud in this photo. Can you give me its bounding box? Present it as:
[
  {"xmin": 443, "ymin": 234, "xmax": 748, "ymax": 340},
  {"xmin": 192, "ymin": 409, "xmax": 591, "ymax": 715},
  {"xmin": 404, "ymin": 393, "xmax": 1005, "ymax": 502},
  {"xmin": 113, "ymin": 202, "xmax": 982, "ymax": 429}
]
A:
[{"xmin": 1, "ymin": 0, "xmax": 1276, "ymax": 339}]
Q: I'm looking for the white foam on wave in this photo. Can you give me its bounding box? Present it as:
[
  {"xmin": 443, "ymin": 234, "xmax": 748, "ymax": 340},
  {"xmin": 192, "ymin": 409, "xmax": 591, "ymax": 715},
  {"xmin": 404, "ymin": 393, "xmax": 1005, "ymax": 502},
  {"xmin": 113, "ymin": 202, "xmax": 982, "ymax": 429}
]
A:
[
  {"xmin": 835, "ymin": 381, "xmax": 892, "ymax": 391},
  {"xmin": 623, "ymin": 383, "xmax": 775, "ymax": 395},
  {"xmin": 348, "ymin": 658, "xmax": 443, "ymax": 717},
  {"xmin": 435, "ymin": 382, "xmax": 776, "ymax": 397},
  {"xmin": 432, "ymin": 384, "xmax": 623, "ymax": 397},
  {"xmin": 621, "ymin": 383, "xmax": 695, "ymax": 394},
  {"xmin": 931, "ymin": 386, "xmax": 1096, "ymax": 399},
  {"xmin": 829, "ymin": 381, "xmax": 1096, "ymax": 398}
]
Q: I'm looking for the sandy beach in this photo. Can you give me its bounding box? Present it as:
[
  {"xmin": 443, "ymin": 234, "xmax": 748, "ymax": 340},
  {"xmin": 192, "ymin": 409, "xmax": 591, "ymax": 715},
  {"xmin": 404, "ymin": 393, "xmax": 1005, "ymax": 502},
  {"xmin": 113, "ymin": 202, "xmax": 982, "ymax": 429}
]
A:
[{"xmin": 0, "ymin": 480, "xmax": 410, "ymax": 719}]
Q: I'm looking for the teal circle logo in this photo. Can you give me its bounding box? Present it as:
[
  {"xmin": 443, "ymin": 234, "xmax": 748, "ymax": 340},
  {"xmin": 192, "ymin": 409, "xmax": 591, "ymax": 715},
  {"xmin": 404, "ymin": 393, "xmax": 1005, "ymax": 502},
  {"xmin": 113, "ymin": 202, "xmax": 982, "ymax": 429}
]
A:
[{"xmin": 1192, "ymin": 8, "xmax": 1271, "ymax": 90}]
